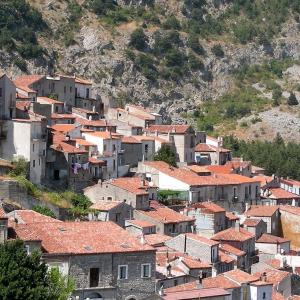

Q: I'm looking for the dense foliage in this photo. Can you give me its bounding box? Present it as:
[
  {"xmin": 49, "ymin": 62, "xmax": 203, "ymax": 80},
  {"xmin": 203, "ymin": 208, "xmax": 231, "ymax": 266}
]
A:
[
  {"xmin": 0, "ymin": 240, "xmax": 74, "ymax": 300},
  {"xmin": 154, "ymin": 144, "xmax": 177, "ymax": 167},
  {"xmin": 224, "ymin": 135, "xmax": 300, "ymax": 180},
  {"xmin": 32, "ymin": 205, "xmax": 56, "ymax": 218},
  {"xmin": 0, "ymin": 0, "xmax": 46, "ymax": 59}
]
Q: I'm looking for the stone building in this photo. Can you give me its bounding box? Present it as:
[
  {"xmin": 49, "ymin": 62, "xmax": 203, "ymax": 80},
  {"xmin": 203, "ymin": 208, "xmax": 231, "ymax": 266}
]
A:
[
  {"xmin": 242, "ymin": 218, "xmax": 267, "ymax": 240},
  {"xmin": 0, "ymin": 73, "xmax": 16, "ymax": 120},
  {"xmin": 13, "ymin": 221, "xmax": 156, "ymax": 300},
  {"xmin": 255, "ymin": 234, "xmax": 291, "ymax": 255},
  {"xmin": 121, "ymin": 136, "xmax": 143, "ymax": 167}
]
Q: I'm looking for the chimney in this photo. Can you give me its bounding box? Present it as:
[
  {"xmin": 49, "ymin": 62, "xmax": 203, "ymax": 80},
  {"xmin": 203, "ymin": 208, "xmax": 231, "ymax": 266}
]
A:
[{"xmin": 234, "ymin": 221, "xmax": 240, "ymax": 232}]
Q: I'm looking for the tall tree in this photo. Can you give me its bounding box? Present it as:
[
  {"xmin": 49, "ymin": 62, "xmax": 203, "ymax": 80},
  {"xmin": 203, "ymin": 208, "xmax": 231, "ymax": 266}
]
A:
[
  {"xmin": 0, "ymin": 240, "xmax": 74, "ymax": 300},
  {"xmin": 154, "ymin": 144, "xmax": 177, "ymax": 167}
]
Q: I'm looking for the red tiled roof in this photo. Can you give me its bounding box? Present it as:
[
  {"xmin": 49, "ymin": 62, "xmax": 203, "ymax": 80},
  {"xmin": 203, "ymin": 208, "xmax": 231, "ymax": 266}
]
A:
[
  {"xmin": 272, "ymin": 291, "xmax": 285, "ymax": 300},
  {"xmin": 212, "ymin": 227, "xmax": 255, "ymax": 242},
  {"xmin": 205, "ymin": 165, "xmax": 235, "ymax": 174},
  {"xmin": 0, "ymin": 207, "xmax": 7, "ymax": 219},
  {"xmin": 254, "ymin": 269, "xmax": 290, "ymax": 286},
  {"xmin": 50, "ymin": 124, "xmax": 77, "ymax": 133},
  {"xmin": 126, "ymin": 219, "xmax": 155, "ymax": 228},
  {"xmin": 245, "ymin": 205, "xmax": 279, "ymax": 217},
  {"xmin": 90, "ymin": 201, "xmax": 122, "ymax": 211},
  {"xmin": 191, "ymin": 201, "xmax": 225, "ymax": 214},
  {"xmin": 181, "ymin": 256, "xmax": 211, "ymax": 269},
  {"xmin": 218, "ymin": 251, "xmax": 235, "ymax": 264},
  {"xmin": 267, "ymin": 187, "xmax": 300, "ymax": 200},
  {"xmin": 75, "ymin": 117, "xmax": 108, "ymax": 127},
  {"xmin": 265, "ymin": 258, "xmax": 281, "ymax": 269},
  {"xmin": 256, "ymin": 233, "xmax": 290, "ymax": 244},
  {"xmin": 88, "ymin": 157, "xmax": 106, "ymax": 165},
  {"xmin": 84, "ymin": 131, "xmax": 122, "ymax": 140},
  {"xmin": 37, "ymin": 96, "xmax": 64, "ymax": 104},
  {"xmin": 14, "ymin": 75, "xmax": 44, "ymax": 92},
  {"xmin": 138, "ymin": 208, "xmax": 194, "ymax": 225},
  {"xmin": 146, "ymin": 124, "xmax": 192, "ymax": 134},
  {"xmin": 143, "ymin": 161, "xmax": 259, "ymax": 187},
  {"xmin": 16, "ymin": 101, "xmax": 32, "ymax": 111},
  {"xmin": 185, "ymin": 233, "xmax": 219, "ymax": 246},
  {"xmin": 202, "ymin": 275, "xmax": 240, "ymax": 289},
  {"xmin": 253, "ymin": 175, "xmax": 273, "ymax": 187},
  {"xmin": 7, "ymin": 210, "xmax": 60, "ymax": 224},
  {"xmin": 51, "ymin": 113, "xmax": 76, "ymax": 120},
  {"xmin": 50, "ymin": 142, "xmax": 87, "ymax": 154},
  {"xmin": 110, "ymin": 177, "xmax": 151, "ymax": 195},
  {"xmin": 186, "ymin": 165, "xmax": 211, "ymax": 174},
  {"xmin": 219, "ymin": 243, "xmax": 246, "ymax": 256},
  {"xmin": 162, "ymin": 288, "xmax": 230, "ymax": 300},
  {"xmin": 144, "ymin": 233, "xmax": 172, "ymax": 246},
  {"xmin": 165, "ymin": 282, "xmax": 198, "ymax": 293},
  {"xmin": 224, "ymin": 269, "xmax": 258, "ymax": 284},
  {"xmin": 280, "ymin": 178, "xmax": 300, "ymax": 187},
  {"xmin": 72, "ymin": 107, "xmax": 98, "ymax": 114},
  {"xmin": 195, "ymin": 143, "xmax": 230, "ymax": 153},
  {"xmin": 75, "ymin": 77, "xmax": 92, "ymax": 85},
  {"xmin": 121, "ymin": 136, "xmax": 141, "ymax": 144},
  {"xmin": 243, "ymin": 218, "xmax": 262, "ymax": 227},
  {"xmin": 225, "ymin": 211, "xmax": 240, "ymax": 221},
  {"xmin": 225, "ymin": 160, "xmax": 251, "ymax": 169},
  {"xmin": 75, "ymin": 138, "xmax": 96, "ymax": 146},
  {"xmin": 14, "ymin": 221, "xmax": 154, "ymax": 255}
]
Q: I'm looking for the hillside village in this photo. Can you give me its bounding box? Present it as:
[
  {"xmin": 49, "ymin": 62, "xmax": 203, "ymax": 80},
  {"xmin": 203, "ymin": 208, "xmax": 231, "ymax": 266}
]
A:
[{"xmin": 2, "ymin": 73, "xmax": 300, "ymax": 300}]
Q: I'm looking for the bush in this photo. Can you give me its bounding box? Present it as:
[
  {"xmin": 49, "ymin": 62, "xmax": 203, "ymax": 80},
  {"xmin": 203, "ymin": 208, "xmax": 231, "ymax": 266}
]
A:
[
  {"xmin": 287, "ymin": 92, "xmax": 299, "ymax": 106},
  {"xmin": 135, "ymin": 53, "xmax": 157, "ymax": 81},
  {"xmin": 87, "ymin": 0, "xmax": 116, "ymax": 15},
  {"xmin": 10, "ymin": 156, "xmax": 28, "ymax": 177},
  {"xmin": 154, "ymin": 144, "xmax": 177, "ymax": 167},
  {"xmin": 188, "ymin": 53, "xmax": 203, "ymax": 71},
  {"xmin": 165, "ymin": 49, "xmax": 186, "ymax": 67},
  {"xmin": 233, "ymin": 20, "xmax": 256, "ymax": 44},
  {"xmin": 32, "ymin": 205, "xmax": 56, "ymax": 218},
  {"xmin": 130, "ymin": 28, "xmax": 148, "ymax": 51},
  {"xmin": 211, "ymin": 44, "xmax": 224, "ymax": 57},
  {"xmin": 13, "ymin": 58, "xmax": 27, "ymax": 72},
  {"xmin": 162, "ymin": 16, "xmax": 181, "ymax": 30},
  {"xmin": 187, "ymin": 33, "xmax": 205, "ymax": 55}
]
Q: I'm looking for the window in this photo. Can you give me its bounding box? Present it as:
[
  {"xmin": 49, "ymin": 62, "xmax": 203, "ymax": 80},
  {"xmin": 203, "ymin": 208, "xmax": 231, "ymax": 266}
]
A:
[
  {"xmin": 25, "ymin": 245, "xmax": 30, "ymax": 255},
  {"xmin": 33, "ymin": 160, "xmax": 35, "ymax": 168},
  {"xmin": 32, "ymin": 143, "xmax": 35, "ymax": 152},
  {"xmin": 113, "ymin": 159, "xmax": 116, "ymax": 171},
  {"xmin": 262, "ymin": 292, "xmax": 266, "ymax": 299},
  {"xmin": 89, "ymin": 268, "xmax": 99, "ymax": 287},
  {"xmin": 55, "ymin": 106, "xmax": 59, "ymax": 113},
  {"xmin": 70, "ymin": 86, "xmax": 72, "ymax": 93},
  {"xmin": 39, "ymin": 159, "xmax": 41, "ymax": 166},
  {"xmin": 0, "ymin": 88, "xmax": 2, "ymax": 97},
  {"xmin": 86, "ymin": 88, "xmax": 90, "ymax": 99},
  {"xmin": 118, "ymin": 265, "xmax": 128, "ymax": 280},
  {"xmin": 64, "ymin": 86, "xmax": 66, "ymax": 93},
  {"xmin": 141, "ymin": 264, "xmax": 151, "ymax": 278},
  {"xmin": 116, "ymin": 213, "xmax": 121, "ymax": 223},
  {"xmin": 174, "ymin": 279, "xmax": 178, "ymax": 286},
  {"xmin": 103, "ymin": 145, "xmax": 107, "ymax": 152},
  {"xmin": 112, "ymin": 144, "xmax": 116, "ymax": 152}
]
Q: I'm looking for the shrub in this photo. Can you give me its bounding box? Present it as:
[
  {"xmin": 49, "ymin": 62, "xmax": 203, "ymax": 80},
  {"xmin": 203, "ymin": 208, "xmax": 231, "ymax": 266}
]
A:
[
  {"xmin": 240, "ymin": 121, "xmax": 248, "ymax": 128},
  {"xmin": 87, "ymin": 0, "xmax": 116, "ymax": 15},
  {"xmin": 154, "ymin": 144, "xmax": 177, "ymax": 167},
  {"xmin": 13, "ymin": 58, "xmax": 27, "ymax": 72},
  {"xmin": 32, "ymin": 205, "xmax": 56, "ymax": 218},
  {"xmin": 287, "ymin": 92, "xmax": 299, "ymax": 106},
  {"xmin": 135, "ymin": 54, "xmax": 157, "ymax": 81},
  {"xmin": 130, "ymin": 28, "xmax": 148, "ymax": 51},
  {"xmin": 165, "ymin": 49, "xmax": 186, "ymax": 67},
  {"xmin": 188, "ymin": 53, "xmax": 203, "ymax": 71},
  {"xmin": 187, "ymin": 33, "xmax": 205, "ymax": 55},
  {"xmin": 10, "ymin": 156, "xmax": 28, "ymax": 177},
  {"xmin": 162, "ymin": 16, "xmax": 181, "ymax": 30},
  {"xmin": 211, "ymin": 44, "xmax": 224, "ymax": 57}
]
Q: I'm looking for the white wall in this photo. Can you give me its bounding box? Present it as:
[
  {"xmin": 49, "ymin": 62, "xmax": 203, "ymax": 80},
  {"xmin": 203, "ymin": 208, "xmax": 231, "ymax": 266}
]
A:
[
  {"xmin": 158, "ymin": 171, "xmax": 190, "ymax": 191},
  {"xmin": 250, "ymin": 285, "xmax": 272, "ymax": 300}
]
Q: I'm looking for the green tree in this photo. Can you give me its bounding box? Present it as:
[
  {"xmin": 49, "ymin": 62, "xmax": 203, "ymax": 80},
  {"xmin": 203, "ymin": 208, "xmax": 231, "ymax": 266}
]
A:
[
  {"xmin": 32, "ymin": 205, "xmax": 56, "ymax": 219},
  {"xmin": 287, "ymin": 92, "xmax": 299, "ymax": 106},
  {"xmin": 130, "ymin": 28, "xmax": 148, "ymax": 51},
  {"xmin": 0, "ymin": 240, "xmax": 74, "ymax": 300},
  {"xmin": 154, "ymin": 144, "xmax": 177, "ymax": 167},
  {"xmin": 272, "ymin": 87, "xmax": 282, "ymax": 106},
  {"xmin": 10, "ymin": 156, "xmax": 28, "ymax": 177},
  {"xmin": 162, "ymin": 16, "xmax": 181, "ymax": 30},
  {"xmin": 211, "ymin": 44, "xmax": 224, "ymax": 58}
]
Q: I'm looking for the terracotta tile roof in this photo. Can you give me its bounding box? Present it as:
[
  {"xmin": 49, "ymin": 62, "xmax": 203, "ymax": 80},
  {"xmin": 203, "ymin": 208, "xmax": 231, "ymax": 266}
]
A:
[
  {"xmin": 75, "ymin": 77, "xmax": 92, "ymax": 85},
  {"xmin": 181, "ymin": 256, "xmax": 211, "ymax": 269},
  {"xmin": 88, "ymin": 157, "xmax": 106, "ymax": 165},
  {"xmin": 14, "ymin": 75, "xmax": 44, "ymax": 92},
  {"xmin": 162, "ymin": 288, "xmax": 230, "ymax": 300},
  {"xmin": 249, "ymin": 280, "xmax": 272, "ymax": 286},
  {"xmin": 254, "ymin": 269, "xmax": 290, "ymax": 286},
  {"xmin": 75, "ymin": 117, "xmax": 108, "ymax": 127},
  {"xmin": 253, "ymin": 175, "xmax": 273, "ymax": 187},
  {"xmin": 191, "ymin": 201, "xmax": 225, "ymax": 213},
  {"xmin": 243, "ymin": 218, "xmax": 262, "ymax": 227},
  {"xmin": 16, "ymin": 101, "xmax": 32, "ymax": 111},
  {"xmin": 195, "ymin": 143, "xmax": 231, "ymax": 153},
  {"xmin": 218, "ymin": 251, "xmax": 235, "ymax": 264},
  {"xmin": 185, "ymin": 233, "xmax": 219, "ymax": 246},
  {"xmin": 224, "ymin": 269, "xmax": 258, "ymax": 284},
  {"xmin": 72, "ymin": 107, "xmax": 98, "ymax": 114},
  {"xmin": 90, "ymin": 201, "xmax": 122, "ymax": 211},
  {"xmin": 138, "ymin": 208, "xmax": 194, "ymax": 225},
  {"xmin": 110, "ymin": 177, "xmax": 151, "ymax": 195},
  {"xmin": 251, "ymin": 165, "xmax": 265, "ymax": 173},
  {"xmin": 245, "ymin": 205, "xmax": 279, "ymax": 217},
  {"xmin": 212, "ymin": 227, "xmax": 255, "ymax": 242},
  {"xmin": 265, "ymin": 258, "xmax": 281, "ymax": 269},
  {"xmin": 219, "ymin": 243, "xmax": 246, "ymax": 256},
  {"xmin": 7, "ymin": 210, "xmax": 60, "ymax": 224},
  {"xmin": 281, "ymin": 178, "xmax": 300, "ymax": 186},
  {"xmin": 50, "ymin": 124, "xmax": 77, "ymax": 133},
  {"xmin": 84, "ymin": 131, "xmax": 122, "ymax": 140},
  {"xmin": 279, "ymin": 205, "xmax": 300, "ymax": 216},
  {"xmin": 52, "ymin": 132, "xmax": 67, "ymax": 143},
  {"xmin": 121, "ymin": 136, "xmax": 141, "ymax": 144},
  {"xmin": 126, "ymin": 219, "xmax": 155, "ymax": 228},
  {"xmin": 146, "ymin": 125, "xmax": 192, "ymax": 134},
  {"xmin": 132, "ymin": 135, "xmax": 156, "ymax": 142},
  {"xmin": 205, "ymin": 165, "xmax": 235, "ymax": 174},
  {"xmin": 225, "ymin": 211, "xmax": 239, "ymax": 221},
  {"xmin": 51, "ymin": 113, "xmax": 76, "ymax": 119},
  {"xmin": 37, "ymin": 96, "xmax": 63, "ymax": 104},
  {"xmin": 186, "ymin": 165, "xmax": 211, "ymax": 174},
  {"xmin": 267, "ymin": 187, "xmax": 300, "ymax": 200},
  {"xmin": 272, "ymin": 291, "xmax": 285, "ymax": 300},
  {"xmin": 0, "ymin": 207, "xmax": 7, "ymax": 219},
  {"xmin": 75, "ymin": 138, "xmax": 96, "ymax": 146},
  {"xmin": 165, "ymin": 282, "xmax": 198, "ymax": 293},
  {"xmin": 50, "ymin": 142, "xmax": 87, "ymax": 154},
  {"xmin": 144, "ymin": 234, "xmax": 172, "ymax": 246},
  {"xmin": 117, "ymin": 107, "xmax": 155, "ymax": 121},
  {"xmin": 14, "ymin": 221, "xmax": 154, "ymax": 255},
  {"xmin": 256, "ymin": 233, "xmax": 290, "ymax": 244},
  {"xmin": 225, "ymin": 160, "xmax": 251, "ymax": 169},
  {"xmin": 143, "ymin": 161, "xmax": 260, "ymax": 186},
  {"xmin": 202, "ymin": 275, "xmax": 240, "ymax": 289}
]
